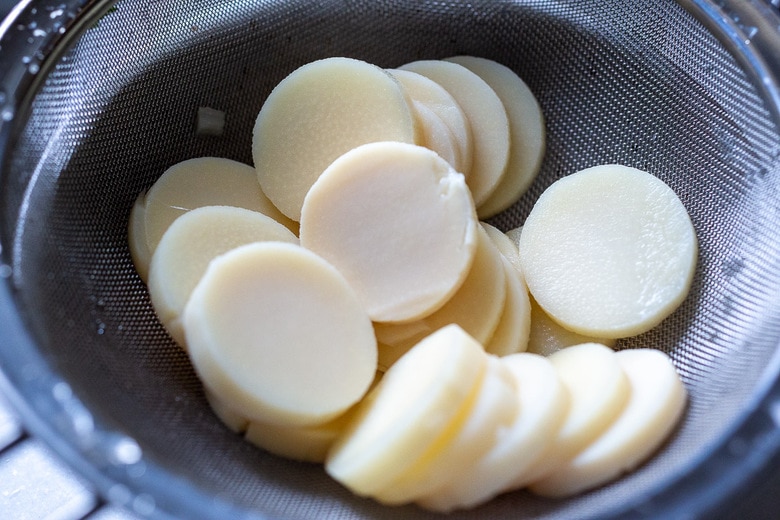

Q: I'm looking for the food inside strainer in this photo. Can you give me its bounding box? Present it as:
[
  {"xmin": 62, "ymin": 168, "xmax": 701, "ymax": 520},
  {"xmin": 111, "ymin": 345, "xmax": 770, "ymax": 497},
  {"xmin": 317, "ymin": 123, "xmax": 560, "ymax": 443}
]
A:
[{"xmin": 126, "ymin": 55, "xmax": 694, "ymax": 511}]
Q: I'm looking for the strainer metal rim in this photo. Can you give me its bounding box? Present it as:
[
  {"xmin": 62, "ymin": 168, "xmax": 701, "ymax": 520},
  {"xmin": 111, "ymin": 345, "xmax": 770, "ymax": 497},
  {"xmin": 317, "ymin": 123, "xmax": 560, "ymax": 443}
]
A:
[{"xmin": 0, "ymin": 1, "xmax": 779, "ymax": 519}]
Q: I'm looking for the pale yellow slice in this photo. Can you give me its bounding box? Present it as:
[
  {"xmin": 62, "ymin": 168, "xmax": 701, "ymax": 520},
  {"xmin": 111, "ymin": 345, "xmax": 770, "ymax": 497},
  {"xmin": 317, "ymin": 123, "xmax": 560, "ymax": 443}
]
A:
[
  {"xmin": 518, "ymin": 164, "xmax": 698, "ymax": 338},
  {"xmin": 204, "ymin": 388, "xmax": 249, "ymax": 434},
  {"xmin": 387, "ymin": 68, "xmax": 472, "ymax": 174},
  {"xmin": 399, "ymin": 60, "xmax": 510, "ymax": 206},
  {"xmin": 530, "ymin": 349, "xmax": 687, "ymax": 497},
  {"xmin": 147, "ymin": 205, "xmax": 298, "ymax": 348},
  {"xmin": 243, "ymin": 372, "xmax": 382, "ymax": 463},
  {"xmin": 127, "ymin": 191, "xmax": 151, "ymax": 283},
  {"xmin": 412, "ymin": 100, "xmax": 461, "ymax": 171},
  {"xmin": 482, "ymin": 222, "xmax": 523, "ymax": 276},
  {"xmin": 446, "ymin": 56, "xmax": 545, "ymax": 218},
  {"xmin": 484, "ymin": 257, "xmax": 531, "ymax": 357},
  {"xmin": 527, "ymin": 297, "xmax": 617, "ymax": 357},
  {"xmin": 144, "ymin": 157, "xmax": 295, "ymax": 255},
  {"xmin": 183, "ymin": 242, "xmax": 377, "ymax": 427},
  {"xmin": 373, "ymin": 224, "xmax": 506, "ymax": 365},
  {"xmin": 325, "ymin": 324, "xmax": 486, "ymax": 497},
  {"xmin": 245, "ymin": 410, "xmax": 352, "ymax": 464},
  {"xmin": 519, "ymin": 343, "xmax": 630, "ymax": 486},
  {"xmin": 300, "ymin": 141, "xmax": 478, "ymax": 323},
  {"xmin": 253, "ymin": 57, "xmax": 418, "ymax": 221},
  {"xmin": 420, "ymin": 353, "xmax": 569, "ymax": 512},
  {"xmin": 376, "ymin": 356, "xmax": 517, "ymax": 505}
]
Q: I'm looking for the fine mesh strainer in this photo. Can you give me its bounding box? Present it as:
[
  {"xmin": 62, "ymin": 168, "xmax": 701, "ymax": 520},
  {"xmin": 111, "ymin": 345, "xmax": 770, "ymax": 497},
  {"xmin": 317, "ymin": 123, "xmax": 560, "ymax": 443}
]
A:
[{"xmin": 1, "ymin": 0, "xmax": 780, "ymax": 518}]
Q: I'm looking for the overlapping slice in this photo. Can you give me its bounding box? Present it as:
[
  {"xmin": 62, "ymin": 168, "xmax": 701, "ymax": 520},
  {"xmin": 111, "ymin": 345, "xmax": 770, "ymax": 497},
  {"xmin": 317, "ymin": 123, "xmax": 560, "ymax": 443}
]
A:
[
  {"xmin": 399, "ymin": 59, "xmax": 510, "ymax": 206},
  {"xmin": 387, "ymin": 68, "xmax": 472, "ymax": 174},
  {"xmin": 204, "ymin": 389, "xmax": 250, "ymax": 434},
  {"xmin": 184, "ymin": 241, "xmax": 377, "ymax": 427},
  {"xmin": 374, "ymin": 224, "xmax": 506, "ymax": 369},
  {"xmin": 147, "ymin": 205, "xmax": 298, "ymax": 348},
  {"xmin": 375, "ymin": 355, "xmax": 518, "ymax": 505},
  {"xmin": 253, "ymin": 57, "xmax": 418, "ymax": 221},
  {"xmin": 143, "ymin": 157, "xmax": 296, "ymax": 257},
  {"xmin": 515, "ymin": 343, "xmax": 630, "ymax": 487},
  {"xmin": 530, "ymin": 349, "xmax": 687, "ymax": 497},
  {"xmin": 527, "ymin": 298, "xmax": 617, "ymax": 357},
  {"xmin": 445, "ymin": 56, "xmax": 545, "ymax": 218},
  {"xmin": 519, "ymin": 164, "xmax": 698, "ymax": 339},
  {"xmin": 419, "ymin": 353, "xmax": 569, "ymax": 512},
  {"xmin": 326, "ymin": 324, "xmax": 487, "ymax": 496},
  {"xmin": 300, "ymin": 141, "xmax": 478, "ymax": 323},
  {"xmin": 484, "ymin": 257, "xmax": 531, "ymax": 357},
  {"xmin": 410, "ymin": 101, "xmax": 462, "ymax": 171},
  {"xmin": 128, "ymin": 192, "xmax": 151, "ymax": 282},
  {"xmin": 482, "ymin": 222, "xmax": 524, "ymax": 276}
]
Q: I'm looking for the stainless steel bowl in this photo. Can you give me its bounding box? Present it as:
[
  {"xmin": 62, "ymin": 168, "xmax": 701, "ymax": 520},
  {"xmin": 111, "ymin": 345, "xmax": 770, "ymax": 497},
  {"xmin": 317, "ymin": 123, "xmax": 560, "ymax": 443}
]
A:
[{"xmin": 1, "ymin": 1, "xmax": 779, "ymax": 518}]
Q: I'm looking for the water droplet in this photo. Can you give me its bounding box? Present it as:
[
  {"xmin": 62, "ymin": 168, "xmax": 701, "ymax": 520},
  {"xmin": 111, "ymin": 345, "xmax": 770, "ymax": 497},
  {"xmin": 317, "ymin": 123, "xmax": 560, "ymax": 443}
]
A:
[
  {"xmin": 53, "ymin": 382, "xmax": 72, "ymax": 401},
  {"xmin": 28, "ymin": 63, "xmax": 39, "ymax": 75},
  {"xmin": 97, "ymin": 323, "xmax": 106, "ymax": 335},
  {"xmin": 2, "ymin": 107, "xmax": 14, "ymax": 122},
  {"xmin": 132, "ymin": 494, "xmax": 156, "ymax": 516},
  {"xmin": 50, "ymin": 8, "xmax": 64, "ymax": 18},
  {"xmin": 27, "ymin": 21, "xmax": 37, "ymax": 30},
  {"xmin": 112, "ymin": 438, "xmax": 143, "ymax": 465},
  {"xmin": 57, "ymin": 26, "xmax": 66, "ymax": 34},
  {"xmin": 107, "ymin": 484, "xmax": 132, "ymax": 505},
  {"xmin": 21, "ymin": 55, "xmax": 30, "ymax": 64},
  {"xmin": 0, "ymin": 264, "xmax": 11, "ymax": 278},
  {"xmin": 72, "ymin": 409, "xmax": 94, "ymax": 436},
  {"xmin": 32, "ymin": 28, "xmax": 46, "ymax": 38}
]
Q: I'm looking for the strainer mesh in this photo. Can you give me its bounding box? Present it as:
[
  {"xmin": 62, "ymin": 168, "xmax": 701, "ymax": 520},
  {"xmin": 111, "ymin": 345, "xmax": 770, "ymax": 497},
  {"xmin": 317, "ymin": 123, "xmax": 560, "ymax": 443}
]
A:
[{"xmin": 2, "ymin": 0, "xmax": 780, "ymax": 518}]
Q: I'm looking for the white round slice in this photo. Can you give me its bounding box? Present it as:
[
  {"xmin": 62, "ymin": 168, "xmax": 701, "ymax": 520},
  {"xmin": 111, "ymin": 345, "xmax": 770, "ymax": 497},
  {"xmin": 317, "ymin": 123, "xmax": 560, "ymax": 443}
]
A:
[
  {"xmin": 128, "ymin": 191, "xmax": 151, "ymax": 283},
  {"xmin": 519, "ymin": 343, "xmax": 630, "ymax": 486},
  {"xmin": 183, "ymin": 242, "xmax": 377, "ymax": 427},
  {"xmin": 399, "ymin": 60, "xmax": 510, "ymax": 206},
  {"xmin": 253, "ymin": 57, "xmax": 418, "ymax": 221},
  {"xmin": 446, "ymin": 56, "xmax": 545, "ymax": 218},
  {"xmin": 325, "ymin": 324, "xmax": 487, "ymax": 497},
  {"xmin": 376, "ymin": 355, "xmax": 517, "ymax": 505},
  {"xmin": 412, "ymin": 101, "xmax": 461, "ymax": 170},
  {"xmin": 484, "ymin": 257, "xmax": 531, "ymax": 357},
  {"xmin": 387, "ymin": 68, "xmax": 473, "ymax": 174},
  {"xmin": 373, "ymin": 224, "xmax": 506, "ymax": 362},
  {"xmin": 530, "ymin": 349, "xmax": 687, "ymax": 497},
  {"xmin": 527, "ymin": 298, "xmax": 617, "ymax": 357},
  {"xmin": 147, "ymin": 205, "xmax": 298, "ymax": 348},
  {"xmin": 518, "ymin": 164, "xmax": 698, "ymax": 338},
  {"xmin": 299, "ymin": 141, "xmax": 478, "ymax": 323},
  {"xmin": 144, "ymin": 157, "xmax": 296, "ymax": 255},
  {"xmin": 420, "ymin": 353, "xmax": 569, "ymax": 512}
]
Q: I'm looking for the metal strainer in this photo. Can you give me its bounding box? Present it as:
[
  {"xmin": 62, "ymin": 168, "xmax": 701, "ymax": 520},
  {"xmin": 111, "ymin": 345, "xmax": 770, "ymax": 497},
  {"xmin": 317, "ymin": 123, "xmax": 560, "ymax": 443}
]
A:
[{"xmin": 1, "ymin": 0, "xmax": 780, "ymax": 518}]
